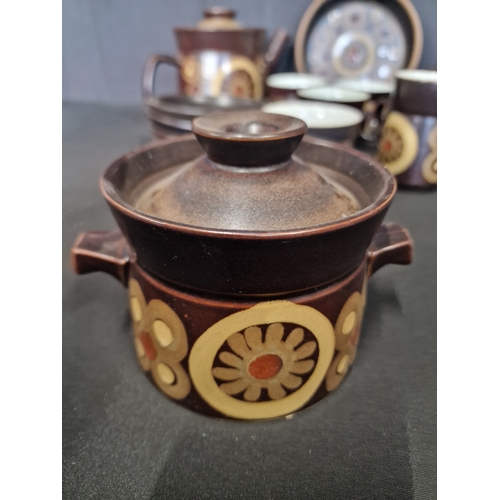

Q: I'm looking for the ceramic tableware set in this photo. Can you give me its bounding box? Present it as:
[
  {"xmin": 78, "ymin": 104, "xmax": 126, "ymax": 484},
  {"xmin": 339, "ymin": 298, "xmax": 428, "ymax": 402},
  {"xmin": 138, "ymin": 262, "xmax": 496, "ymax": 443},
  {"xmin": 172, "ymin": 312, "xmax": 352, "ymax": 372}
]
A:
[{"xmin": 70, "ymin": 1, "xmax": 437, "ymax": 421}]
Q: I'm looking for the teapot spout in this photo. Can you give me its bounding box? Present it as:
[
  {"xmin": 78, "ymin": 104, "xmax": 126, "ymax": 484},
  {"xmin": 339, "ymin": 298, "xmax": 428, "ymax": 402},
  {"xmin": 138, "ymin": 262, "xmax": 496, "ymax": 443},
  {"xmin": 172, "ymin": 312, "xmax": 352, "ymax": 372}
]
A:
[{"xmin": 264, "ymin": 29, "xmax": 288, "ymax": 75}]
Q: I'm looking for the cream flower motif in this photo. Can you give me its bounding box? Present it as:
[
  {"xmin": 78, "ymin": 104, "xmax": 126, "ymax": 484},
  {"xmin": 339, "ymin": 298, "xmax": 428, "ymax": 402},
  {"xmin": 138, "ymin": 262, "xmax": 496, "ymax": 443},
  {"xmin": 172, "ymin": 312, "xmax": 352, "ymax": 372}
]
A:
[
  {"xmin": 325, "ymin": 344, "xmax": 356, "ymax": 392},
  {"xmin": 129, "ymin": 279, "xmax": 191, "ymax": 400},
  {"xmin": 189, "ymin": 300, "xmax": 335, "ymax": 420},
  {"xmin": 377, "ymin": 111, "xmax": 419, "ymax": 176},
  {"xmin": 422, "ymin": 125, "xmax": 437, "ymax": 184},
  {"xmin": 326, "ymin": 282, "xmax": 367, "ymax": 392},
  {"xmin": 226, "ymin": 70, "xmax": 254, "ymax": 99},
  {"xmin": 334, "ymin": 290, "xmax": 364, "ymax": 350},
  {"xmin": 213, "ymin": 323, "xmax": 317, "ymax": 402}
]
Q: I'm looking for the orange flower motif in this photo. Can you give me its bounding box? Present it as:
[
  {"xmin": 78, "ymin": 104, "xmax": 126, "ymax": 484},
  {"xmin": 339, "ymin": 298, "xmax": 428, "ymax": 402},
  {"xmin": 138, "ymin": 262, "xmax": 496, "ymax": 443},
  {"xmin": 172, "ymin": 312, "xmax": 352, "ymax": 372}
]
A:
[{"xmin": 213, "ymin": 323, "xmax": 318, "ymax": 402}]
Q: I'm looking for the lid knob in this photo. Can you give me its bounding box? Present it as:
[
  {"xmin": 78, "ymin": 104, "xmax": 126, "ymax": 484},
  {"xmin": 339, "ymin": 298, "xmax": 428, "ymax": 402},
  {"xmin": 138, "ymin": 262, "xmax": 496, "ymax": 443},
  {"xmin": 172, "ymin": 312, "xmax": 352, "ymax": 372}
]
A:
[
  {"xmin": 191, "ymin": 111, "xmax": 308, "ymax": 167},
  {"xmin": 203, "ymin": 6, "xmax": 236, "ymax": 19},
  {"xmin": 198, "ymin": 7, "xmax": 242, "ymax": 29}
]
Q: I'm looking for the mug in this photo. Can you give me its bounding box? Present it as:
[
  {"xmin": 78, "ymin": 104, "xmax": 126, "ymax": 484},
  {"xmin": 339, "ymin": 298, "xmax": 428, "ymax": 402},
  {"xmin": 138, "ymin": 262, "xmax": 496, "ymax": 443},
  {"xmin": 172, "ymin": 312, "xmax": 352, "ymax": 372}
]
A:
[{"xmin": 377, "ymin": 69, "xmax": 437, "ymax": 188}]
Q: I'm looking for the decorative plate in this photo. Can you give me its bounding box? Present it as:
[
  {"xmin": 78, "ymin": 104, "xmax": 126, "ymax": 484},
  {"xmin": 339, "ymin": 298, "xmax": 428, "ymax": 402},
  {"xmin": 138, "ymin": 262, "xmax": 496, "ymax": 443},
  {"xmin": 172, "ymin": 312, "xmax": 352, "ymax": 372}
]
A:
[{"xmin": 294, "ymin": 0, "xmax": 423, "ymax": 82}]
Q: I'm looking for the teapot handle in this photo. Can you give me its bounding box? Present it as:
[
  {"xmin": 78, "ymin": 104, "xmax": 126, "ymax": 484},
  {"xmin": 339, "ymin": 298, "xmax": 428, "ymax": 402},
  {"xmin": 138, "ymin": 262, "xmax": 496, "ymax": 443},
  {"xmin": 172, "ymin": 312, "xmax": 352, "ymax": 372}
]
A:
[
  {"xmin": 142, "ymin": 53, "xmax": 180, "ymax": 102},
  {"xmin": 71, "ymin": 231, "xmax": 130, "ymax": 286},
  {"xmin": 367, "ymin": 223, "xmax": 413, "ymax": 277},
  {"xmin": 264, "ymin": 29, "xmax": 288, "ymax": 75}
]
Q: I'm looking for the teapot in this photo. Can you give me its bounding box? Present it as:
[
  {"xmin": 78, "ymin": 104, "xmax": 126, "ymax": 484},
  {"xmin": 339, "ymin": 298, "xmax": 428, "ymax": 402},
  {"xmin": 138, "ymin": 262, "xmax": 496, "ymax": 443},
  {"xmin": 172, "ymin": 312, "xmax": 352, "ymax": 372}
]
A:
[{"xmin": 142, "ymin": 7, "xmax": 288, "ymax": 102}]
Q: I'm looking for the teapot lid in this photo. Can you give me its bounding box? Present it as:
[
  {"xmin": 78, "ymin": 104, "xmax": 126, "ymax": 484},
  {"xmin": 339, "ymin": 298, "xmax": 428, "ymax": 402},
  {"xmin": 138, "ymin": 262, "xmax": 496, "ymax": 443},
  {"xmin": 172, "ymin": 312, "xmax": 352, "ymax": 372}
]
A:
[
  {"xmin": 196, "ymin": 6, "xmax": 242, "ymax": 30},
  {"xmin": 132, "ymin": 111, "xmax": 361, "ymax": 232}
]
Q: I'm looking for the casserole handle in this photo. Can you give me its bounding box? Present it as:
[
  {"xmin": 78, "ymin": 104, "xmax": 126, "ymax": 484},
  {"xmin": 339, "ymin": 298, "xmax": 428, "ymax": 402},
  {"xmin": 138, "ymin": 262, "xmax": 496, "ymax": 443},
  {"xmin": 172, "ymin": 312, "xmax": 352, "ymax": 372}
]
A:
[
  {"xmin": 142, "ymin": 53, "xmax": 180, "ymax": 102},
  {"xmin": 367, "ymin": 223, "xmax": 413, "ymax": 277},
  {"xmin": 71, "ymin": 231, "xmax": 130, "ymax": 286}
]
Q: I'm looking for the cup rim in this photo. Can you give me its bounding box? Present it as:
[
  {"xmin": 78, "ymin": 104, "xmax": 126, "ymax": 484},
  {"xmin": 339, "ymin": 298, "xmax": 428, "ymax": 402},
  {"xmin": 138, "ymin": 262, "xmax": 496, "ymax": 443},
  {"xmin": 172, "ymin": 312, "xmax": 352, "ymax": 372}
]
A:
[
  {"xmin": 266, "ymin": 72, "xmax": 327, "ymax": 90},
  {"xmin": 395, "ymin": 69, "xmax": 437, "ymax": 83},
  {"xmin": 297, "ymin": 86, "xmax": 371, "ymax": 103},
  {"xmin": 335, "ymin": 79, "xmax": 395, "ymax": 95},
  {"xmin": 261, "ymin": 100, "xmax": 364, "ymax": 129}
]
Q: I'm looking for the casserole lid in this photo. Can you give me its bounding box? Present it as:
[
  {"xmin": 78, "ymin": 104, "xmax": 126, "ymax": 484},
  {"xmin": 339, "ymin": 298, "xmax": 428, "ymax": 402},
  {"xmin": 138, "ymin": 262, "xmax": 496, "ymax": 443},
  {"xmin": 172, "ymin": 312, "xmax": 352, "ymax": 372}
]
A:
[{"xmin": 129, "ymin": 111, "xmax": 362, "ymax": 231}]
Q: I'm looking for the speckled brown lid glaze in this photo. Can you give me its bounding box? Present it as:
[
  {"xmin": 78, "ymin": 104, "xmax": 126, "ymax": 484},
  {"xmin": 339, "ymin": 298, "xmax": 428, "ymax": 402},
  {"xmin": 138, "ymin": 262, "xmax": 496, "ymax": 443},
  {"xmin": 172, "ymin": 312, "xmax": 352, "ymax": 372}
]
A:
[{"xmin": 132, "ymin": 111, "xmax": 360, "ymax": 231}]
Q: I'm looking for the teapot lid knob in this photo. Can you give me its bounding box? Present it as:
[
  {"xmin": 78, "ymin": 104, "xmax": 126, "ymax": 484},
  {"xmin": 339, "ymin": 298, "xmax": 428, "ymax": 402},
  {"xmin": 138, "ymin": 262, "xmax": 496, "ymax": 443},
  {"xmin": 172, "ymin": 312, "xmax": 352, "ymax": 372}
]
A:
[
  {"xmin": 203, "ymin": 6, "xmax": 236, "ymax": 19},
  {"xmin": 198, "ymin": 6, "xmax": 242, "ymax": 29}
]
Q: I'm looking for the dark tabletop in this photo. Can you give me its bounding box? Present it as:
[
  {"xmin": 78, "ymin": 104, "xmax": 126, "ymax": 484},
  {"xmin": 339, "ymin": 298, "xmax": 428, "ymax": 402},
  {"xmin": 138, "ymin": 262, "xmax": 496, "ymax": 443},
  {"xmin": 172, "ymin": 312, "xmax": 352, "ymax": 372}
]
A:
[{"xmin": 62, "ymin": 102, "xmax": 436, "ymax": 499}]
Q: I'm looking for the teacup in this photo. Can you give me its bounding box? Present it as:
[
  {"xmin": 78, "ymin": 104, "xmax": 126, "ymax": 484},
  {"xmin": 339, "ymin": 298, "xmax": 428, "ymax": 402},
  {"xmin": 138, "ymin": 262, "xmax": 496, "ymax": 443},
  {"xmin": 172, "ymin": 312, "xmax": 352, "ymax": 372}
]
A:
[
  {"xmin": 297, "ymin": 86, "xmax": 370, "ymax": 111},
  {"xmin": 377, "ymin": 69, "xmax": 437, "ymax": 188},
  {"xmin": 265, "ymin": 72, "xmax": 326, "ymax": 100},
  {"xmin": 261, "ymin": 100, "xmax": 364, "ymax": 144}
]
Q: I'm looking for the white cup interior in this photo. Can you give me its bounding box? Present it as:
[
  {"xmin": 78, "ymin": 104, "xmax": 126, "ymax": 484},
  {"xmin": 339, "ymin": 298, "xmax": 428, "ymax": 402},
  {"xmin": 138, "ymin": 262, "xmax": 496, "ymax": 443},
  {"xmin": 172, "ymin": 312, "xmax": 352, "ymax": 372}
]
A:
[
  {"xmin": 261, "ymin": 101, "xmax": 364, "ymax": 129},
  {"xmin": 395, "ymin": 69, "xmax": 437, "ymax": 83},
  {"xmin": 297, "ymin": 86, "xmax": 370, "ymax": 103},
  {"xmin": 335, "ymin": 79, "xmax": 395, "ymax": 95},
  {"xmin": 266, "ymin": 73, "xmax": 327, "ymax": 90}
]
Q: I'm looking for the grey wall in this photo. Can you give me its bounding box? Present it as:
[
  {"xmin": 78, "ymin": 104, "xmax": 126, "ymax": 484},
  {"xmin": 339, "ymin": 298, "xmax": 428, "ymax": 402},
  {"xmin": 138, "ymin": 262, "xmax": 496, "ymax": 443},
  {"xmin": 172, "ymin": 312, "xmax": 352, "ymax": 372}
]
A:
[{"xmin": 62, "ymin": 0, "xmax": 436, "ymax": 105}]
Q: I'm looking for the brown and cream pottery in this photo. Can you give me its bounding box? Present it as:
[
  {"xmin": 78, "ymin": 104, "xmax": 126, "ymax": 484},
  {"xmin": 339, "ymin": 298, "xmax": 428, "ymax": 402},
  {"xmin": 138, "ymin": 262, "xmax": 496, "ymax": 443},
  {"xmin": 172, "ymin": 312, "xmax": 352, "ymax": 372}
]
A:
[
  {"xmin": 71, "ymin": 111, "xmax": 412, "ymax": 420},
  {"xmin": 377, "ymin": 69, "xmax": 437, "ymax": 188},
  {"xmin": 142, "ymin": 7, "xmax": 287, "ymax": 102}
]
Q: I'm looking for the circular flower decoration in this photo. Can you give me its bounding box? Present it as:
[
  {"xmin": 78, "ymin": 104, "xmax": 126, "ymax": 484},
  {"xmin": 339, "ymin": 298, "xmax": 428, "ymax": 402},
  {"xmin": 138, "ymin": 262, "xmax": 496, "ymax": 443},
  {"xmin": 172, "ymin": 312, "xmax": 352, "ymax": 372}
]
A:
[
  {"xmin": 325, "ymin": 344, "xmax": 356, "ymax": 392},
  {"xmin": 189, "ymin": 301, "xmax": 335, "ymax": 420},
  {"xmin": 378, "ymin": 127, "xmax": 403, "ymax": 162},
  {"xmin": 378, "ymin": 111, "xmax": 419, "ymax": 176},
  {"xmin": 422, "ymin": 124, "xmax": 437, "ymax": 184},
  {"xmin": 211, "ymin": 56, "xmax": 263, "ymax": 100},
  {"xmin": 129, "ymin": 279, "xmax": 191, "ymax": 400},
  {"xmin": 326, "ymin": 282, "xmax": 367, "ymax": 392},
  {"xmin": 213, "ymin": 323, "xmax": 318, "ymax": 402},
  {"xmin": 334, "ymin": 290, "xmax": 364, "ymax": 350},
  {"xmin": 224, "ymin": 70, "xmax": 254, "ymax": 99}
]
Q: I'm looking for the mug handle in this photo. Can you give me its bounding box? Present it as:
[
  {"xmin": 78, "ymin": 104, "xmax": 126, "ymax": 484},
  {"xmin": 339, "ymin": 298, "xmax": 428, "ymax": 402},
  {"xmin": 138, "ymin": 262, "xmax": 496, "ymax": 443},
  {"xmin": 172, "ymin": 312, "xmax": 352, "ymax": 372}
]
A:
[
  {"xmin": 367, "ymin": 223, "xmax": 413, "ymax": 277},
  {"xmin": 264, "ymin": 29, "xmax": 288, "ymax": 75},
  {"xmin": 142, "ymin": 53, "xmax": 180, "ymax": 102},
  {"xmin": 71, "ymin": 231, "xmax": 130, "ymax": 286}
]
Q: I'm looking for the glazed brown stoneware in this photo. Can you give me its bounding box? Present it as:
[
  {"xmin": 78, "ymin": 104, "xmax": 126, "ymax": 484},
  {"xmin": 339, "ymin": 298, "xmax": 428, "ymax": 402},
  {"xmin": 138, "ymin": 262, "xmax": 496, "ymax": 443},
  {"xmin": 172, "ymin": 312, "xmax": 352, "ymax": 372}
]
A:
[
  {"xmin": 145, "ymin": 94, "xmax": 261, "ymax": 134},
  {"xmin": 71, "ymin": 111, "xmax": 413, "ymax": 420},
  {"xmin": 142, "ymin": 7, "xmax": 288, "ymax": 102},
  {"xmin": 377, "ymin": 69, "xmax": 437, "ymax": 188}
]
